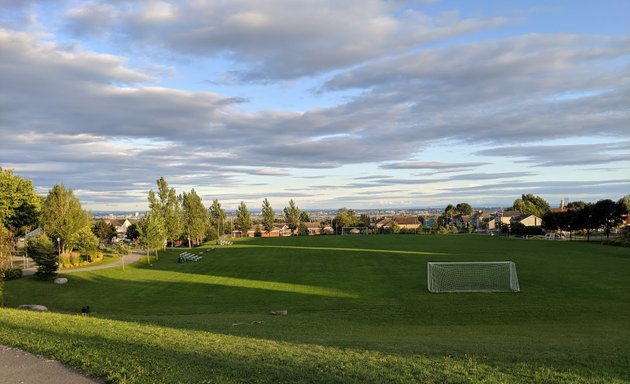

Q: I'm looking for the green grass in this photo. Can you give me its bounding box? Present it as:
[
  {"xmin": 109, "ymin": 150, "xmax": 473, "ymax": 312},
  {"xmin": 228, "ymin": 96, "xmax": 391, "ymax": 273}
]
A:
[{"xmin": 3, "ymin": 235, "xmax": 630, "ymax": 383}]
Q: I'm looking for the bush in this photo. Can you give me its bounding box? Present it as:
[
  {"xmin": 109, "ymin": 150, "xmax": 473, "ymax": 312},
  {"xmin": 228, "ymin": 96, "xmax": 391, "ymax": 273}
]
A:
[{"xmin": 2, "ymin": 268, "xmax": 23, "ymax": 280}]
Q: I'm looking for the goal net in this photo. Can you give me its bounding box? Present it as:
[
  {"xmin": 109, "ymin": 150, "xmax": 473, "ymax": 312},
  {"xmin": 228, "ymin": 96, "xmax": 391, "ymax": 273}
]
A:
[
  {"xmin": 427, "ymin": 261, "xmax": 520, "ymax": 293},
  {"xmin": 341, "ymin": 227, "xmax": 369, "ymax": 235}
]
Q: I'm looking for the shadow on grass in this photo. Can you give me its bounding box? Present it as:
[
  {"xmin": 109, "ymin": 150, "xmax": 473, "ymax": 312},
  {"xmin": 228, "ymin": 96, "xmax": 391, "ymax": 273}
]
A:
[{"xmin": 1, "ymin": 309, "xmax": 529, "ymax": 384}]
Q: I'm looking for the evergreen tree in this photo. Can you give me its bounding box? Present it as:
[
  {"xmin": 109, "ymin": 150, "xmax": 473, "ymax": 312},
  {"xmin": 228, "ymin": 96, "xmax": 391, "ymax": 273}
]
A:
[
  {"xmin": 92, "ymin": 221, "xmax": 116, "ymax": 245},
  {"xmin": 235, "ymin": 201, "xmax": 252, "ymax": 232},
  {"xmin": 40, "ymin": 184, "xmax": 90, "ymax": 254},
  {"xmin": 26, "ymin": 233, "xmax": 57, "ymax": 280},
  {"xmin": 261, "ymin": 198, "xmax": 275, "ymax": 232},
  {"xmin": 283, "ymin": 199, "xmax": 301, "ymax": 234}
]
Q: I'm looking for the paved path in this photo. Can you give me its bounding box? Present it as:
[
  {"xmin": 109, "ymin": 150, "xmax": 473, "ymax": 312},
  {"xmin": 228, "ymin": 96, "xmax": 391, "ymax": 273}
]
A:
[
  {"xmin": 0, "ymin": 345, "xmax": 101, "ymax": 384},
  {"xmin": 22, "ymin": 252, "xmax": 143, "ymax": 276}
]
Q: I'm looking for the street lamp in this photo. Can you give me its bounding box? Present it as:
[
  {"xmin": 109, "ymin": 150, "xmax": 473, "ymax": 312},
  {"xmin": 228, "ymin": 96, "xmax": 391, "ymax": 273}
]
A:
[{"xmin": 56, "ymin": 237, "xmax": 61, "ymax": 264}]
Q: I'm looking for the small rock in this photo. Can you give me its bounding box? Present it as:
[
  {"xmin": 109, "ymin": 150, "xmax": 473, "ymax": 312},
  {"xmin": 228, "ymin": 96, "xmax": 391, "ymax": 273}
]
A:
[
  {"xmin": 54, "ymin": 277, "xmax": 68, "ymax": 284},
  {"xmin": 270, "ymin": 310, "xmax": 288, "ymax": 316},
  {"xmin": 18, "ymin": 304, "xmax": 48, "ymax": 312}
]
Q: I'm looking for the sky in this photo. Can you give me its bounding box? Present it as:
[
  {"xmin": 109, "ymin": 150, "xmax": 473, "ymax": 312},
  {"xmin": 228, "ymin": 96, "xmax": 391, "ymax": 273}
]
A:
[{"xmin": 1, "ymin": 0, "xmax": 629, "ymax": 212}]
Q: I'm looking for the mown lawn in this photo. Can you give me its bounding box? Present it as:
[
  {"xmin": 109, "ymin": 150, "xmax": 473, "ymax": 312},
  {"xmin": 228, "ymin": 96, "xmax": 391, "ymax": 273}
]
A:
[{"xmin": 3, "ymin": 235, "xmax": 630, "ymax": 383}]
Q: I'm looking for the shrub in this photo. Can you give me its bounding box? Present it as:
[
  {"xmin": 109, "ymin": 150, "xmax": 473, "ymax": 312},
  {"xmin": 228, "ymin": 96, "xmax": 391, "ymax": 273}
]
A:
[{"xmin": 2, "ymin": 268, "xmax": 23, "ymax": 280}]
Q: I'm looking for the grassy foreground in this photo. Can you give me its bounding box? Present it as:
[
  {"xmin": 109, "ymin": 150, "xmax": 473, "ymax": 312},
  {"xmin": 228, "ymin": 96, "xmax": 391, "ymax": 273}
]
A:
[{"xmin": 3, "ymin": 235, "xmax": 630, "ymax": 383}]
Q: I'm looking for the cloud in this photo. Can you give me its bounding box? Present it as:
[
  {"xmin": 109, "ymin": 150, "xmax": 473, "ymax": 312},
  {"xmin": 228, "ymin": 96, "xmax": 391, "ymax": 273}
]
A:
[
  {"xmin": 475, "ymin": 142, "xmax": 630, "ymax": 167},
  {"xmin": 56, "ymin": 0, "xmax": 511, "ymax": 81},
  {"xmin": 380, "ymin": 162, "xmax": 489, "ymax": 170}
]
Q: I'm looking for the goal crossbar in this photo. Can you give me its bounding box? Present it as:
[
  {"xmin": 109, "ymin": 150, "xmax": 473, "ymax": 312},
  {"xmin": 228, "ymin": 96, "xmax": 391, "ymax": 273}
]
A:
[{"xmin": 427, "ymin": 261, "xmax": 520, "ymax": 293}]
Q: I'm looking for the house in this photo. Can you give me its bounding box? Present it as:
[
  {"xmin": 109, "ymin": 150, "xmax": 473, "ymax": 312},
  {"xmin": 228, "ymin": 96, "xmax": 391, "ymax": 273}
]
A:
[
  {"xmin": 517, "ymin": 214, "xmax": 542, "ymax": 227},
  {"xmin": 375, "ymin": 215, "xmax": 421, "ymax": 230},
  {"xmin": 104, "ymin": 219, "xmax": 132, "ymax": 240}
]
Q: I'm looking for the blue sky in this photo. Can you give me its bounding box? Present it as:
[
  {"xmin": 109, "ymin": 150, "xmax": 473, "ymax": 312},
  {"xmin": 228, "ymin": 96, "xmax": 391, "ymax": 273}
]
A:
[{"xmin": 0, "ymin": 1, "xmax": 628, "ymax": 212}]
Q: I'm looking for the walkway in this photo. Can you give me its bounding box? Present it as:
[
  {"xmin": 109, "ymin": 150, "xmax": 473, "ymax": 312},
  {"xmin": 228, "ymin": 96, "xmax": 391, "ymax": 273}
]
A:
[
  {"xmin": 0, "ymin": 345, "xmax": 101, "ymax": 384},
  {"xmin": 21, "ymin": 252, "xmax": 143, "ymax": 276}
]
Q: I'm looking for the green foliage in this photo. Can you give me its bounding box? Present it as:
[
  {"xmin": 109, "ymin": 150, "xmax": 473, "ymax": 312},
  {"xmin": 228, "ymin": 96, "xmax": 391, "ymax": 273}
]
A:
[
  {"xmin": 261, "ymin": 198, "xmax": 275, "ymax": 232},
  {"xmin": 455, "ymin": 202, "xmax": 473, "ymax": 215},
  {"xmin": 40, "ymin": 184, "xmax": 90, "ymax": 254},
  {"xmin": 235, "ymin": 201, "xmax": 252, "ymax": 232},
  {"xmin": 209, "ymin": 199, "xmax": 226, "ymax": 230},
  {"xmin": 69, "ymin": 226, "xmax": 99, "ymax": 254},
  {"xmin": 92, "ymin": 221, "xmax": 116, "ymax": 244},
  {"xmin": 137, "ymin": 212, "xmax": 166, "ymax": 253},
  {"xmin": 25, "ymin": 233, "xmax": 57, "ymax": 280},
  {"xmin": 153, "ymin": 178, "xmax": 184, "ymax": 246},
  {"xmin": 334, "ymin": 208, "xmax": 358, "ymax": 233},
  {"xmin": 511, "ymin": 194, "xmax": 550, "ymax": 217},
  {"xmin": 180, "ymin": 189, "xmax": 209, "ymax": 246},
  {"xmin": 114, "ymin": 242, "xmax": 130, "ymax": 256},
  {"xmin": 299, "ymin": 210, "xmax": 310, "ymax": 223},
  {"xmin": 0, "ymin": 167, "xmax": 41, "ymax": 232},
  {"xmin": 126, "ymin": 223, "xmax": 139, "ymax": 241},
  {"xmin": 283, "ymin": 199, "xmax": 301, "ymax": 232},
  {"xmin": 2, "ymin": 268, "xmax": 22, "ymax": 281}
]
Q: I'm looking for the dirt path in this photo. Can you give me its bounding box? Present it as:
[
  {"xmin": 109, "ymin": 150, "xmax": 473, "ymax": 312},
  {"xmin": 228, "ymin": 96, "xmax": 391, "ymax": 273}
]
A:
[
  {"xmin": 0, "ymin": 345, "xmax": 101, "ymax": 384},
  {"xmin": 22, "ymin": 252, "xmax": 143, "ymax": 276}
]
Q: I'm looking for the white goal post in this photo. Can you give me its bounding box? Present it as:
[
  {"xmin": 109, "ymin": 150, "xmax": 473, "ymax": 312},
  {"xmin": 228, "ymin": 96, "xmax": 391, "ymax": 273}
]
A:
[
  {"xmin": 427, "ymin": 261, "xmax": 520, "ymax": 293},
  {"xmin": 341, "ymin": 227, "xmax": 369, "ymax": 235}
]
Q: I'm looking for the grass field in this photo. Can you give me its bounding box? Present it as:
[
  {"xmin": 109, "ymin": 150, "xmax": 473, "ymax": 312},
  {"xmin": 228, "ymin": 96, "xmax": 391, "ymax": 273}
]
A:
[{"xmin": 2, "ymin": 235, "xmax": 629, "ymax": 383}]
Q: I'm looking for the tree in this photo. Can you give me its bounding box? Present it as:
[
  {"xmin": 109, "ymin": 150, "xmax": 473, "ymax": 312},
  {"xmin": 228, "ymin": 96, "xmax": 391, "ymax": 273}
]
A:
[
  {"xmin": 154, "ymin": 177, "xmax": 183, "ymax": 247},
  {"xmin": 261, "ymin": 198, "xmax": 275, "ymax": 232},
  {"xmin": 209, "ymin": 199, "xmax": 226, "ymax": 235},
  {"xmin": 92, "ymin": 221, "xmax": 116, "ymax": 245},
  {"xmin": 26, "ymin": 232, "xmax": 57, "ymax": 280},
  {"xmin": 0, "ymin": 167, "xmax": 41, "ymax": 233},
  {"xmin": 511, "ymin": 194, "xmax": 550, "ymax": 217},
  {"xmin": 235, "ymin": 201, "xmax": 252, "ymax": 232},
  {"xmin": 137, "ymin": 211, "xmax": 166, "ymax": 262},
  {"xmin": 455, "ymin": 203, "xmax": 473, "ymax": 216},
  {"xmin": 300, "ymin": 210, "xmax": 311, "ymax": 223},
  {"xmin": 69, "ymin": 226, "xmax": 99, "ymax": 256},
  {"xmin": 40, "ymin": 184, "xmax": 90, "ymax": 254},
  {"xmin": 126, "ymin": 223, "xmax": 140, "ymax": 241},
  {"xmin": 283, "ymin": 199, "xmax": 301, "ymax": 234},
  {"xmin": 619, "ymin": 195, "xmax": 630, "ymax": 213},
  {"xmin": 164, "ymin": 188, "xmax": 183, "ymax": 247},
  {"xmin": 592, "ymin": 199, "xmax": 624, "ymax": 240},
  {"xmin": 181, "ymin": 189, "xmax": 208, "ymax": 247},
  {"xmin": 334, "ymin": 208, "xmax": 358, "ymax": 233},
  {"xmin": 0, "ymin": 226, "xmax": 14, "ymax": 306}
]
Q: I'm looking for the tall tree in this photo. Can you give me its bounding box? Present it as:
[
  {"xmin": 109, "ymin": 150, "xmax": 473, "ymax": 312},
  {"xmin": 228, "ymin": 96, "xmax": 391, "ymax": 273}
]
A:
[
  {"xmin": 40, "ymin": 184, "xmax": 90, "ymax": 254},
  {"xmin": 0, "ymin": 167, "xmax": 40, "ymax": 233},
  {"xmin": 300, "ymin": 210, "xmax": 311, "ymax": 223},
  {"xmin": 209, "ymin": 199, "xmax": 226, "ymax": 235},
  {"xmin": 261, "ymin": 198, "xmax": 275, "ymax": 232},
  {"xmin": 154, "ymin": 177, "xmax": 183, "ymax": 247},
  {"xmin": 181, "ymin": 189, "xmax": 208, "ymax": 247},
  {"xmin": 235, "ymin": 202, "xmax": 252, "ymax": 232},
  {"xmin": 137, "ymin": 211, "xmax": 166, "ymax": 262},
  {"xmin": 283, "ymin": 199, "xmax": 301, "ymax": 234}
]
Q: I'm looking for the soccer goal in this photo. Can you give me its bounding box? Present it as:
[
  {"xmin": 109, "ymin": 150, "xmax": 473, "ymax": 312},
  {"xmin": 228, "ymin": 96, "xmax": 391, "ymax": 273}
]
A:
[
  {"xmin": 427, "ymin": 261, "xmax": 520, "ymax": 293},
  {"xmin": 341, "ymin": 226, "xmax": 369, "ymax": 235}
]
